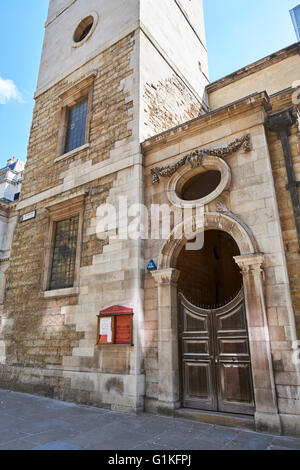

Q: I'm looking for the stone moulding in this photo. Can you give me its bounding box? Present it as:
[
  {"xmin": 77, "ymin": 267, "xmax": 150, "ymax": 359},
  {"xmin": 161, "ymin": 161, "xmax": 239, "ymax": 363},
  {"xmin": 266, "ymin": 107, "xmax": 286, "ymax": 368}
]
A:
[{"xmin": 151, "ymin": 134, "xmax": 251, "ymax": 184}]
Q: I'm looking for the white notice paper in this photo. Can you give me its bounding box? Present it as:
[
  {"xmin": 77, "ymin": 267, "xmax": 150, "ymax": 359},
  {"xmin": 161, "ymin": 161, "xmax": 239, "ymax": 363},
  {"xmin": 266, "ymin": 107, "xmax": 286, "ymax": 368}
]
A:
[{"xmin": 100, "ymin": 317, "xmax": 112, "ymax": 343}]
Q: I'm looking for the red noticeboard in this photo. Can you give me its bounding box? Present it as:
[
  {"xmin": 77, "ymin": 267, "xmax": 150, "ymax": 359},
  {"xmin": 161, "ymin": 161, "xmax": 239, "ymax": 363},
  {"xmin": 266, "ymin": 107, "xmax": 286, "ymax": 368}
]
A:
[{"xmin": 97, "ymin": 306, "xmax": 133, "ymax": 346}]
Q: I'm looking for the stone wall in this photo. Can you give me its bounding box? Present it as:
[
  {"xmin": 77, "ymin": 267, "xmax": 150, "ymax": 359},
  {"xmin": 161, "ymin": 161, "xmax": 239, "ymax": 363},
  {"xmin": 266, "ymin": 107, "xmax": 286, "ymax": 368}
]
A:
[
  {"xmin": 22, "ymin": 33, "xmax": 135, "ymax": 200},
  {"xmin": 143, "ymin": 76, "xmax": 204, "ymax": 138},
  {"xmin": 140, "ymin": 29, "xmax": 207, "ymax": 140},
  {"xmin": 0, "ymin": 32, "xmax": 146, "ymax": 412},
  {"xmin": 1, "ymin": 0, "xmax": 211, "ymax": 412},
  {"xmin": 3, "ymin": 177, "xmax": 114, "ymax": 368},
  {"xmin": 266, "ymin": 90, "xmax": 300, "ymax": 338},
  {"xmin": 207, "ymin": 44, "xmax": 300, "ymax": 111},
  {"xmin": 142, "ymin": 91, "xmax": 300, "ymax": 435}
]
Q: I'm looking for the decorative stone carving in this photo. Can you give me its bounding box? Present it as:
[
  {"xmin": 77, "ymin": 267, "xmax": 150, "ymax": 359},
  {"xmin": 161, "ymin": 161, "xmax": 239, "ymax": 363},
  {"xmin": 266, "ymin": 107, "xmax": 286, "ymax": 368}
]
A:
[
  {"xmin": 234, "ymin": 253, "xmax": 265, "ymax": 274},
  {"xmin": 216, "ymin": 194, "xmax": 231, "ymax": 214},
  {"xmin": 167, "ymin": 156, "xmax": 231, "ymax": 209},
  {"xmin": 151, "ymin": 134, "xmax": 251, "ymax": 184},
  {"xmin": 151, "ymin": 268, "xmax": 180, "ymax": 287}
]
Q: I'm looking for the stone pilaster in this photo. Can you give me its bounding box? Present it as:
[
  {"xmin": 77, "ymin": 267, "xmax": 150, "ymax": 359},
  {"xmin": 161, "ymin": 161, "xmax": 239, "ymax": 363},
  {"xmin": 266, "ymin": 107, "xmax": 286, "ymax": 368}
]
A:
[
  {"xmin": 234, "ymin": 253, "xmax": 282, "ymax": 435},
  {"xmin": 151, "ymin": 268, "xmax": 181, "ymax": 413}
]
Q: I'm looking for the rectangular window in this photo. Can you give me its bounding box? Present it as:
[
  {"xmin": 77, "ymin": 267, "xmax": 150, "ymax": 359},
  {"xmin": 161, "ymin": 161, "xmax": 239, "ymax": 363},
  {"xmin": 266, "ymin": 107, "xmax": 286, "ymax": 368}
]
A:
[
  {"xmin": 64, "ymin": 98, "xmax": 88, "ymax": 154},
  {"xmin": 49, "ymin": 216, "xmax": 79, "ymax": 290},
  {"xmin": 56, "ymin": 74, "xmax": 95, "ymax": 160}
]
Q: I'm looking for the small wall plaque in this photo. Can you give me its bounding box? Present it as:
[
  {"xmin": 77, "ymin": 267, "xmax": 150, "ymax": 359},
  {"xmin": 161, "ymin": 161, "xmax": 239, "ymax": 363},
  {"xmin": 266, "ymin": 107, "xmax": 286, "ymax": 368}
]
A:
[
  {"xmin": 19, "ymin": 210, "xmax": 36, "ymax": 223},
  {"xmin": 147, "ymin": 259, "xmax": 157, "ymax": 271}
]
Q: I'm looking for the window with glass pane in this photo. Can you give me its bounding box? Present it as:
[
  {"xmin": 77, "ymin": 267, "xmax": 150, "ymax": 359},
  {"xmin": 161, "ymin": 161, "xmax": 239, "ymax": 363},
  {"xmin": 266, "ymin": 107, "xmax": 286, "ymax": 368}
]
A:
[
  {"xmin": 64, "ymin": 99, "xmax": 88, "ymax": 153},
  {"xmin": 49, "ymin": 216, "xmax": 79, "ymax": 290}
]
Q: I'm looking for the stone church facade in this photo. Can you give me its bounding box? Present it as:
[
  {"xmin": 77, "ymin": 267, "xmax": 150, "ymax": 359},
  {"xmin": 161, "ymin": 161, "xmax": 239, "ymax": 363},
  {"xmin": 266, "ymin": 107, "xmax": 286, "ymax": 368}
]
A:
[{"xmin": 0, "ymin": 0, "xmax": 300, "ymax": 437}]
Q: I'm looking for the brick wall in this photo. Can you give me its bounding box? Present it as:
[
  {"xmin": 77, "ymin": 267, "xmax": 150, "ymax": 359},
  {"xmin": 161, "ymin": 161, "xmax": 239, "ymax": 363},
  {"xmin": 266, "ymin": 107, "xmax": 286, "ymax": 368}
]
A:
[
  {"xmin": 21, "ymin": 34, "xmax": 135, "ymax": 201},
  {"xmin": 143, "ymin": 75, "xmax": 204, "ymax": 137},
  {"xmin": 1, "ymin": 34, "xmax": 135, "ymax": 385},
  {"xmin": 3, "ymin": 176, "xmax": 114, "ymax": 368},
  {"xmin": 267, "ymin": 91, "xmax": 300, "ymax": 337}
]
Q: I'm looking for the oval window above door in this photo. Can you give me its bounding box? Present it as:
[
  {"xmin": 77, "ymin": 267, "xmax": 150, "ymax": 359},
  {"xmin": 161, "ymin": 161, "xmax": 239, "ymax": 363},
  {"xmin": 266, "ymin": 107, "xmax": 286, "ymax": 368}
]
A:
[
  {"xmin": 167, "ymin": 155, "xmax": 231, "ymax": 208},
  {"xmin": 179, "ymin": 170, "xmax": 222, "ymax": 201}
]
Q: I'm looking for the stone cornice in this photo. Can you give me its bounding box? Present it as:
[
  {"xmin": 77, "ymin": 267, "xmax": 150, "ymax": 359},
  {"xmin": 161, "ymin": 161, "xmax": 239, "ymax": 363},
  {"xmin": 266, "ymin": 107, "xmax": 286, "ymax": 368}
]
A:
[
  {"xmin": 151, "ymin": 134, "xmax": 251, "ymax": 184},
  {"xmin": 207, "ymin": 42, "xmax": 300, "ymax": 94},
  {"xmin": 142, "ymin": 91, "xmax": 270, "ymax": 153},
  {"xmin": 0, "ymin": 178, "xmax": 19, "ymax": 186},
  {"xmin": 59, "ymin": 72, "xmax": 97, "ymax": 102}
]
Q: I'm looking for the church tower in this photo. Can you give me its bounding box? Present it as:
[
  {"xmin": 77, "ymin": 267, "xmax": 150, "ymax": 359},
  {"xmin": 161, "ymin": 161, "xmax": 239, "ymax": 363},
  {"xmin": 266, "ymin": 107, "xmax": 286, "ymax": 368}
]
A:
[
  {"xmin": 37, "ymin": 0, "xmax": 209, "ymax": 138},
  {"xmin": 0, "ymin": 0, "xmax": 208, "ymax": 412}
]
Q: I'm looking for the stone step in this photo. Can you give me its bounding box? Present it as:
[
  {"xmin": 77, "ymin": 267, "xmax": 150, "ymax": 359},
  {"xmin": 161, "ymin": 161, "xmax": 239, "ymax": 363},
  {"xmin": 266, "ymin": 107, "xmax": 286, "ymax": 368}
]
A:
[{"xmin": 174, "ymin": 408, "xmax": 255, "ymax": 431}]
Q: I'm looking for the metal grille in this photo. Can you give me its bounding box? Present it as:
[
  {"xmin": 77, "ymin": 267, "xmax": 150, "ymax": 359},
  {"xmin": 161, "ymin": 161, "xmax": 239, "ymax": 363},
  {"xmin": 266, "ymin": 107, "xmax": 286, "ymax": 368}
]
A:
[
  {"xmin": 50, "ymin": 216, "xmax": 79, "ymax": 290},
  {"xmin": 65, "ymin": 99, "xmax": 88, "ymax": 153},
  {"xmin": 179, "ymin": 288, "xmax": 242, "ymax": 310}
]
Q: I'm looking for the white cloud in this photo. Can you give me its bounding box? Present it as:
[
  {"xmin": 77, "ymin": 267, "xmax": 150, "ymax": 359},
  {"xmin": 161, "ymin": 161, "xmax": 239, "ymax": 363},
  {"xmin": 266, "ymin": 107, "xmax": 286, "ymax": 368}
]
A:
[{"xmin": 0, "ymin": 76, "xmax": 23, "ymax": 104}]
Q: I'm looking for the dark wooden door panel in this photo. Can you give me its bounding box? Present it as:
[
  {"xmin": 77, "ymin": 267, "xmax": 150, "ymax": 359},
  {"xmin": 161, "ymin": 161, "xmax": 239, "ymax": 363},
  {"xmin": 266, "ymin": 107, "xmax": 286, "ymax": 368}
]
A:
[
  {"xmin": 215, "ymin": 306, "xmax": 247, "ymax": 332},
  {"xmin": 214, "ymin": 293, "xmax": 254, "ymax": 415},
  {"xmin": 183, "ymin": 339, "xmax": 209, "ymax": 355},
  {"xmin": 218, "ymin": 338, "xmax": 249, "ymax": 356},
  {"xmin": 180, "ymin": 297, "xmax": 217, "ymax": 411},
  {"xmin": 183, "ymin": 361, "xmax": 217, "ymax": 410},
  {"xmin": 217, "ymin": 362, "xmax": 254, "ymax": 414},
  {"xmin": 179, "ymin": 290, "xmax": 255, "ymax": 416},
  {"xmin": 183, "ymin": 307, "xmax": 209, "ymax": 334}
]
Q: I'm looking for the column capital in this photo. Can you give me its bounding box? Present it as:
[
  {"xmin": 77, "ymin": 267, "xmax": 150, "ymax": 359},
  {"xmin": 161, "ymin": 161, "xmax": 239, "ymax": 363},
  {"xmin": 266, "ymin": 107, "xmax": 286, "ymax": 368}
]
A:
[
  {"xmin": 151, "ymin": 268, "xmax": 180, "ymax": 287},
  {"xmin": 234, "ymin": 253, "xmax": 264, "ymax": 273}
]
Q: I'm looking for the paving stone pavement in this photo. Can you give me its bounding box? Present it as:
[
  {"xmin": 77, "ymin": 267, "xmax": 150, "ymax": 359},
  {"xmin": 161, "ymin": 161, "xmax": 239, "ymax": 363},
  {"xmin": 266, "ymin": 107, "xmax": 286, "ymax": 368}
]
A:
[{"xmin": 0, "ymin": 389, "xmax": 300, "ymax": 451}]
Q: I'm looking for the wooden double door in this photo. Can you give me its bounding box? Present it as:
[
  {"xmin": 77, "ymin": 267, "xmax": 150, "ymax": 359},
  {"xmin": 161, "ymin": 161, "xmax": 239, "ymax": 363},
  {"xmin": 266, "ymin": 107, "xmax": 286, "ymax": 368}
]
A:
[{"xmin": 179, "ymin": 290, "xmax": 255, "ymax": 415}]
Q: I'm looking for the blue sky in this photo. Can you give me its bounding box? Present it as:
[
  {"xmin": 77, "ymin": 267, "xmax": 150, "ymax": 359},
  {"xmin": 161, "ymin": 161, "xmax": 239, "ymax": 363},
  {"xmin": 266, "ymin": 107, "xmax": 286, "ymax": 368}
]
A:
[{"xmin": 0, "ymin": 0, "xmax": 298, "ymax": 168}]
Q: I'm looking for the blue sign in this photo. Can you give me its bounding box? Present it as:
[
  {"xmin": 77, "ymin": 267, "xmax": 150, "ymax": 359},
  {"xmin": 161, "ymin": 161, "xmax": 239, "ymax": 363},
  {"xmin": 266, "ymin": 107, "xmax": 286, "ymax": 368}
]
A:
[{"xmin": 147, "ymin": 260, "xmax": 157, "ymax": 271}]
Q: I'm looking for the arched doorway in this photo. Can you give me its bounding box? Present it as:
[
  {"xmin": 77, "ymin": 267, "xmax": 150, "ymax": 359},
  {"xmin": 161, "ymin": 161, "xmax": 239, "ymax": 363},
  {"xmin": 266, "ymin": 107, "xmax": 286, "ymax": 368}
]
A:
[
  {"xmin": 177, "ymin": 230, "xmax": 242, "ymax": 308},
  {"xmin": 176, "ymin": 230, "xmax": 254, "ymax": 415},
  {"xmin": 152, "ymin": 212, "xmax": 281, "ymax": 434}
]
